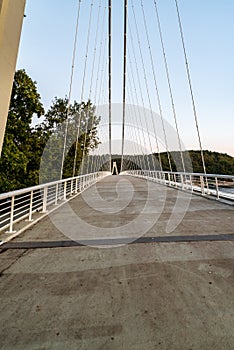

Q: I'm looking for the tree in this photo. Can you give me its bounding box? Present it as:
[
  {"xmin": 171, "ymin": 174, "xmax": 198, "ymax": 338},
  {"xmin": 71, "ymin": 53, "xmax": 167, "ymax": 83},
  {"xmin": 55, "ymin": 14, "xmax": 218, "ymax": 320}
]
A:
[
  {"xmin": 0, "ymin": 69, "xmax": 44, "ymax": 192},
  {"xmin": 39, "ymin": 97, "xmax": 101, "ymax": 183},
  {"xmin": 0, "ymin": 70, "xmax": 102, "ymax": 191}
]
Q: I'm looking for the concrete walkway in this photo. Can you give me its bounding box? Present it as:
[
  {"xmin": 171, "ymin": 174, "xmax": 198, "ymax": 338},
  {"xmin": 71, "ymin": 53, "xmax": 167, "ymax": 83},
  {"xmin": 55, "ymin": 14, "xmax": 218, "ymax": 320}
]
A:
[{"xmin": 0, "ymin": 175, "xmax": 233, "ymax": 349}]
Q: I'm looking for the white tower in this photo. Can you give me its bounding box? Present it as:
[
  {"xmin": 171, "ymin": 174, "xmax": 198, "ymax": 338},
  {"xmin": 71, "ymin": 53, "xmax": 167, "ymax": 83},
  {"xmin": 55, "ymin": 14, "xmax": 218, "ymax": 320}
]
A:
[{"xmin": 0, "ymin": 0, "xmax": 26, "ymax": 155}]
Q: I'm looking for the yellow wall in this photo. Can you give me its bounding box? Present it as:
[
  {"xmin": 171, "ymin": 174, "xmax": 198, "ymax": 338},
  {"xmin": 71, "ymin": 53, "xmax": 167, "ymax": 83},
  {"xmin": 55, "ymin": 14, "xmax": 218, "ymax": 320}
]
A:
[{"xmin": 0, "ymin": 0, "xmax": 26, "ymax": 155}]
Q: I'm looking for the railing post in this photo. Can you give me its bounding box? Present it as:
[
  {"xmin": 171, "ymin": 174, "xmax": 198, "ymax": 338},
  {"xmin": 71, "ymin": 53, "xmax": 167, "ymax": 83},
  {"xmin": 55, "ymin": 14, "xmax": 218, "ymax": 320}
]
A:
[
  {"xmin": 215, "ymin": 177, "xmax": 220, "ymax": 199},
  {"xmin": 71, "ymin": 179, "xmax": 73, "ymax": 195},
  {"xmin": 28, "ymin": 190, "xmax": 34, "ymax": 222},
  {"xmin": 55, "ymin": 183, "xmax": 59, "ymax": 205},
  {"xmin": 200, "ymin": 176, "xmax": 205, "ymax": 195},
  {"xmin": 190, "ymin": 175, "xmax": 193, "ymax": 193},
  {"xmin": 75, "ymin": 178, "xmax": 78, "ymax": 194},
  {"xmin": 79, "ymin": 178, "xmax": 81, "ymax": 192},
  {"xmin": 42, "ymin": 187, "xmax": 48, "ymax": 213},
  {"xmin": 168, "ymin": 173, "xmax": 171, "ymax": 187},
  {"xmin": 64, "ymin": 181, "xmax": 67, "ymax": 200},
  {"xmin": 180, "ymin": 174, "xmax": 184, "ymax": 190},
  {"xmin": 6, "ymin": 196, "xmax": 16, "ymax": 233},
  {"xmin": 83, "ymin": 177, "xmax": 86, "ymax": 189},
  {"xmin": 159, "ymin": 172, "xmax": 162, "ymax": 183}
]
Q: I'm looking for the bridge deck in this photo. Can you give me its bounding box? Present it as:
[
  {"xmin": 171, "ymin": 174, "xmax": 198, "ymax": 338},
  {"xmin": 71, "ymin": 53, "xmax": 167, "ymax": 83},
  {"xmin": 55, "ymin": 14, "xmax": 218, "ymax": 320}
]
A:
[{"xmin": 0, "ymin": 175, "xmax": 233, "ymax": 349}]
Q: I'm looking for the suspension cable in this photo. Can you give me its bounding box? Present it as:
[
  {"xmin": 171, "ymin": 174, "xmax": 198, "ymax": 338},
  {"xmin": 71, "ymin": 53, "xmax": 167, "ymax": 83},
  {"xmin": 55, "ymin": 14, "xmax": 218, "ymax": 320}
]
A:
[
  {"xmin": 60, "ymin": 0, "xmax": 82, "ymax": 180},
  {"xmin": 131, "ymin": 0, "xmax": 161, "ymax": 172},
  {"xmin": 108, "ymin": 0, "xmax": 112, "ymax": 173},
  {"xmin": 174, "ymin": 0, "xmax": 206, "ymax": 174},
  {"xmin": 128, "ymin": 45, "xmax": 150, "ymax": 170},
  {"xmin": 126, "ymin": 95, "xmax": 143, "ymax": 171},
  {"xmin": 140, "ymin": 0, "xmax": 172, "ymax": 172},
  {"xmin": 153, "ymin": 0, "xmax": 185, "ymax": 173},
  {"xmin": 72, "ymin": 0, "xmax": 94, "ymax": 177},
  {"xmin": 91, "ymin": 4, "xmax": 107, "ymax": 173},
  {"xmin": 128, "ymin": 20, "xmax": 154, "ymax": 171},
  {"xmin": 127, "ymin": 76, "xmax": 145, "ymax": 170},
  {"xmin": 96, "ymin": 40, "xmax": 108, "ymax": 172},
  {"xmin": 82, "ymin": 0, "xmax": 103, "ymax": 175},
  {"xmin": 80, "ymin": 0, "xmax": 95, "ymax": 175},
  {"xmin": 80, "ymin": 0, "xmax": 94, "ymax": 102},
  {"xmin": 128, "ymin": 53, "xmax": 146, "ymax": 170},
  {"xmin": 89, "ymin": 0, "xmax": 102, "ymax": 100},
  {"xmin": 128, "ymin": 42, "xmax": 150, "ymax": 170},
  {"xmin": 120, "ymin": 0, "xmax": 128, "ymax": 173}
]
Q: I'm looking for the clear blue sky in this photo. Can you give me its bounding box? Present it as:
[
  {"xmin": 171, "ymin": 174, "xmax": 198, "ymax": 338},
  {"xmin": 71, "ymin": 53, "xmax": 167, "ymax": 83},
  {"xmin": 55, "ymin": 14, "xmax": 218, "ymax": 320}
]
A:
[{"xmin": 17, "ymin": 0, "xmax": 234, "ymax": 156}]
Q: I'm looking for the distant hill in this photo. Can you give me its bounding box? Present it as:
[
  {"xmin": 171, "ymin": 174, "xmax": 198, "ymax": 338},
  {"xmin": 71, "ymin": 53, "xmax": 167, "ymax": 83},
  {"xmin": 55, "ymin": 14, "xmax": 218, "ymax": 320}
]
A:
[
  {"xmin": 156, "ymin": 150, "xmax": 234, "ymax": 175},
  {"xmin": 112, "ymin": 150, "xmax": 234, "ymax": 175},
  {"xmin": 188, "ymin": 150, "xmax": 233, "ymax": 175}
]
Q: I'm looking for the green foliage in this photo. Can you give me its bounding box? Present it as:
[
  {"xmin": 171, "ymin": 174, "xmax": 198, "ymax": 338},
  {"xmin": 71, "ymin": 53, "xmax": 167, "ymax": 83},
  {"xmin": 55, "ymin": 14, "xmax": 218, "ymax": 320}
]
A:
[
  {"xmin": 39, "ymin": 97, "xmax": 100, "ymax": 183},
  {"xmin": 0, "ymin": 70, "xmax": 101, "ymax": 192},
  {"xmin": 190, "ymin": 150, "xmax": 234, "ymax": 175},
  {"xmin": 155, "ymin": 151, "xmax": 234, "ymax": 175},
  {"xmin": 0, "ymin": 69, "xmax": 44, "ymax": 192},
  {"xmin": 112, "ymin": 151, "xmax": 234, "ymax": 175},
  {"xmin": 0, "ymin": 133, "xmax": 28, "ymax": 192}
]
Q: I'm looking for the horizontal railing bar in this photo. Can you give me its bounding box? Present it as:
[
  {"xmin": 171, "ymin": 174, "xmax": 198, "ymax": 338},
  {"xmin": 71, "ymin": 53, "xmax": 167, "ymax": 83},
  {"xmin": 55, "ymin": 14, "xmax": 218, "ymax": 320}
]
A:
[
  {"xmin": 0, "ymin": 172, "xmax": 105, "ymax": 200},
  {"xmin": 0, "ymin": 217, "xmax": 10, "ymax": 225},
  {"xmin": 0, "ymin": 208, "xmax": 11, "ymax": 215},
  {"xmin": 0, "ymin": 223, "xmax": 10, "ymax": 231},
  {"xmin": 122, "ymin": 170, "xmax": 234, "ymax": 203},
  {"xmin": 145, "ymin": 171, "xmax": 234, "ymax": 180},
  {"xmin": 0, "ymin": 172, "xmax": 111, "ymax": 237}
]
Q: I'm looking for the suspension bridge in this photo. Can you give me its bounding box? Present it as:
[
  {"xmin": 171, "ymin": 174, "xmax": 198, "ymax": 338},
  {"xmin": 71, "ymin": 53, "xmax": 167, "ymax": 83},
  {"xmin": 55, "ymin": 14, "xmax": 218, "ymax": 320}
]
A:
[{"xmin": 0, "ymin": 1, "xmax": 233, "ymax": 349}]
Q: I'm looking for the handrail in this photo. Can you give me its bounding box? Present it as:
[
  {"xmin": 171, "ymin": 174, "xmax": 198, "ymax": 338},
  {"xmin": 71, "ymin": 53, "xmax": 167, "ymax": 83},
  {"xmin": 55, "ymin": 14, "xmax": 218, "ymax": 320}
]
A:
[
  {"xmin": 145, "ymin": 171, "xmax": 234, "ymax": 180},
  {"xmin": 0, "ymin": 172, "xmax": 111, "ymax": 236},
  {"xmin": 122, "ymin": 170, "xmax": 234, "ymax": 203},
  {"xmin": 0, "ymin": 172, "xmax": 110, "ymax": 200}
]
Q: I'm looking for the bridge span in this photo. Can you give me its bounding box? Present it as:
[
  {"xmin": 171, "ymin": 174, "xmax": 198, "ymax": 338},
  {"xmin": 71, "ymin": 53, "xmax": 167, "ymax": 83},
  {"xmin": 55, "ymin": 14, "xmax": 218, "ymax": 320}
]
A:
[
  {"xmin": 0, "ymin": 175, "xmax": 233, "ymax": 349},
  {"xmin": 0, "ymin": 0, "xmax": 233, "ymax": 347}
]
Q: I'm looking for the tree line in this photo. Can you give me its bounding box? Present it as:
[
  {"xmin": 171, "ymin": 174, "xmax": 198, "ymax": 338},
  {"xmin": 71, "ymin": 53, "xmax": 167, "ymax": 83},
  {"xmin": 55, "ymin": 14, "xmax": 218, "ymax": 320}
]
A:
[{"xmin": 112, "ymin": 150, "xmax": 234, "ymax": 175}]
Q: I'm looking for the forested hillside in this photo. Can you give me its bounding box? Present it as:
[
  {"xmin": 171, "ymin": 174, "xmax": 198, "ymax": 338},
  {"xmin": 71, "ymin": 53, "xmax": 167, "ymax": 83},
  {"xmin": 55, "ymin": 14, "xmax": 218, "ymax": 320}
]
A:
[
  {"xmin": 112, "ymin": 151, "xmax": 234, "ymax": 175},
  {"xmin": 189, "ymin": 150, "xmax": 233, "ymax": 175},
  {"xmin": 158, "ymin": 150, "xmax": 234, "ymax": 175}
]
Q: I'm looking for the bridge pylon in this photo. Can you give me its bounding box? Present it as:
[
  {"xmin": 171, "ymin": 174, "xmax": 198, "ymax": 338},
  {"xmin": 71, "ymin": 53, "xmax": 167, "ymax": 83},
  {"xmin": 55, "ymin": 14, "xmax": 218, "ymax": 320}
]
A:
[
  {"xmin": 112, "ymin": 161, "xmax": 119, "ymax": 175},
  {"xmin": 0, "ymin": 0, "xmax": 26, "ymax": 155}
]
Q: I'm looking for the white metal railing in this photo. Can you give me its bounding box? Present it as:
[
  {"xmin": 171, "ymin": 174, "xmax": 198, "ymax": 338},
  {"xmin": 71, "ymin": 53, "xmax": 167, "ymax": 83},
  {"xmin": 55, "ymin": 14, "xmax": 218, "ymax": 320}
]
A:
[
  {"xmin": 0, "ymin": 172, "xmax": 110, "ymax": 235},
  {"xmin": 122, "ymin": 170, "xmax": 234, "ymax": 203}
]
